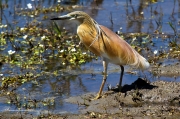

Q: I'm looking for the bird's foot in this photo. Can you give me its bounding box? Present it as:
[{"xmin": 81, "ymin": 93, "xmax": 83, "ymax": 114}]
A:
[
  {"xmin": 91, "ymin": 94, "xmax": 101, "ymax": 100},
  {"xmin": 118, "ymin": 85, "xmax": 122, "ymax": 92}
]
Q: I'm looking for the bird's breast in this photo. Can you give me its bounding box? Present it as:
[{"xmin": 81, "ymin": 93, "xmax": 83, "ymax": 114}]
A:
[
  {"xmin": 77, "ymin": 24, "xmax": 127, "ymax": 63},
  {"xmin": 77, "ymin": 25, "xmax": 103, "ymax": 56}
]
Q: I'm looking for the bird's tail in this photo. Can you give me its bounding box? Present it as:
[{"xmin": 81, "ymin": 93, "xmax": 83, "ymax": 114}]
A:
[
  {"xmin": 128, "ymin": 47, "xmax": 150, "ymax": 70},
  {"xmin": 135, "ymin": 53, "xmax": 150, "ymax": 70}
]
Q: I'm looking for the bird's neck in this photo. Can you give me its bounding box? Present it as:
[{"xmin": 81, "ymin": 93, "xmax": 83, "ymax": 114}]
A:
[
  {"xmin": 77, "ymin": 17, "xmax": 99, "ymax": 46},
  {"xmin": 81, "ymin": 17, "xmax": 97, "ymax": 32}
]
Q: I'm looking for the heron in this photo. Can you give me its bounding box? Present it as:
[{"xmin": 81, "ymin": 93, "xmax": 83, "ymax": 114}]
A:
[{"xmin": 51, "ymin": 11, "xmax": 150, "ymax": 99}]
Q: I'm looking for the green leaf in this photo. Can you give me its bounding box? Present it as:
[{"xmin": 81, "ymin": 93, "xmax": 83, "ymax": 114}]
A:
[{"xmin": 52, "ymin": 22, "xmax": 62, "ymax": 36}]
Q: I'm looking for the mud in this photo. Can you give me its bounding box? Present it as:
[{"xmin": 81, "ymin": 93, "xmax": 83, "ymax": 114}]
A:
[
  {"xmin": 63, "ymin": 78, "xmax": 180, "ymax": 118},
  {"xmin": 151, "ymin": 63, "xmax": 180, "ymax": 77}
]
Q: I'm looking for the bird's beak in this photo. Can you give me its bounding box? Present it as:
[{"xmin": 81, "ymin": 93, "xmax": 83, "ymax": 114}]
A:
[{"xmin": 51, "ymin": 14, "xmax": 72, "ymax": 20}]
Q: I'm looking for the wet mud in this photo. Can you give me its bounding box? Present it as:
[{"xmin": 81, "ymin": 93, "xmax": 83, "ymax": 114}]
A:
[
  {"xmin": 151, "ymin": 63, "xmax": 180, "ymax": 77},
  {"xmin": 1, "ymin": 64, "xmax": 180, "ymax": 118},
  {"xmin": 63, "ymin": 78, "xmax": 180, "ymax": 118}
]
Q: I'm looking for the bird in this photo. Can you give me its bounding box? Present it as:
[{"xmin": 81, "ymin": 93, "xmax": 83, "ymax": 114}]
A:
[{"xmin": 51, "ymin": 11, "xmax": 150, "ymax": 99}]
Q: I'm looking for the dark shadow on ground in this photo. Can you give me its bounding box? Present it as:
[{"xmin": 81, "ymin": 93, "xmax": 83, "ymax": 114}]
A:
[{"xmin": 108, "ymin": 78, "xmax": 158, "ymax": 93}]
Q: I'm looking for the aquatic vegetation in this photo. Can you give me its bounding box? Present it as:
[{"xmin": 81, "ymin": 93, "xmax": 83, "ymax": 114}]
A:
[{"xmin": 0, "ymin": 1, "xmax": 97, "ymax": 110}]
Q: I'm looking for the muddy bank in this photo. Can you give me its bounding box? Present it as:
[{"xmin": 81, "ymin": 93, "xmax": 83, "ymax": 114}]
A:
[
  {"xmin": 0, "ymin": 79, "xmax": 180, "ymax": 118},
  {"xmin": 64, "ymin": 79, "xmax": 180, "ymax": 118},
  {"xmin": 151, "ymin": 63, "xmax": 180, "ymax": 77}
]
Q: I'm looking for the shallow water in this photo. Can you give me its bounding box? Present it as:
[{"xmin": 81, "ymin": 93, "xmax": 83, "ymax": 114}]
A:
[{"xmin": 0, "ymin": 0, "xmax": 180, "ymax": 115}]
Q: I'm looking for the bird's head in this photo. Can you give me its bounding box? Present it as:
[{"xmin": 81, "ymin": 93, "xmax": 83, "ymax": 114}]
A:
[{"xmin": 51, "ymin": 11, "xmax": 90, "ymax": 22}]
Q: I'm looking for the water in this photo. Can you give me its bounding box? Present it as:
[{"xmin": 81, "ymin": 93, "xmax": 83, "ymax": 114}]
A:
[{"xmin": 0, "ymin": 0, "xmax": 180, "ymax": 115}]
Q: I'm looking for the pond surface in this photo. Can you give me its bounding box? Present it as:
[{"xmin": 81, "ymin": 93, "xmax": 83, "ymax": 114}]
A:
[{"xmin": 0, "ymin": 0, "xmax": 179, "ymax": 116}]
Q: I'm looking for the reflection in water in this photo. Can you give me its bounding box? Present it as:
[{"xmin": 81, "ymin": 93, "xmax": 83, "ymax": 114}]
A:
[
  {"xmin": 126, "ymin": 0, "xmax": 145, "ymax": 32},
  {"xmin": 123, "ymin": 0, "xmax": 180, "ymax": 33}
]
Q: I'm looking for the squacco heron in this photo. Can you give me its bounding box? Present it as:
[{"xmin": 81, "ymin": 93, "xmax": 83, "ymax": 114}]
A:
[{"xmin": 51, "ymin": 11, "xmax": 150, "ymax": 99}]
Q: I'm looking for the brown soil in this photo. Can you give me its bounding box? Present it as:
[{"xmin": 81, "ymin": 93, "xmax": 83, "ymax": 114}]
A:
[
  {"xmin": 151, "ymin": 63, "xmax": 180, "ymax": 77},
  {"xmin": 63, "ymin": 78, "xmax": 180, "ymax": 119}
]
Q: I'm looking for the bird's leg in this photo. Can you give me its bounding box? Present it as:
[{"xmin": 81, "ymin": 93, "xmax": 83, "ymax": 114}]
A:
[
  {"xmin": 93, "ymin": 60, "xmax": 108, "ymax": 99},
  {"xmin": 118, "ymin": 65, "xmax": 124, "ymax": 91}
]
